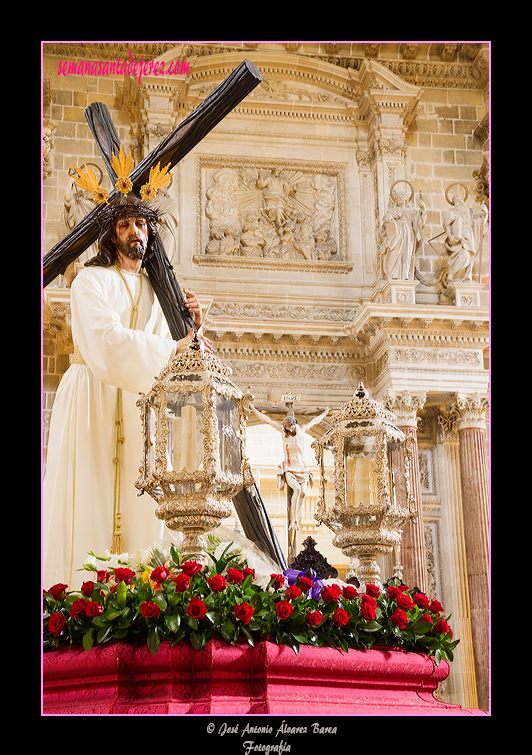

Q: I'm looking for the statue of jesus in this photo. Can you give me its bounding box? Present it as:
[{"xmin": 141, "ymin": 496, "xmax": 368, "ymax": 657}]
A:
[{"xmin": 249, "ymin": 405, "xmax": 331, "ymax": 514}]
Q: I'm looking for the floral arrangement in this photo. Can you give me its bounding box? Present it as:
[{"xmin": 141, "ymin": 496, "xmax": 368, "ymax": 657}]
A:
[{"xmin": 43, "ymin": 541, "xmax": 459, "ymax": 666}]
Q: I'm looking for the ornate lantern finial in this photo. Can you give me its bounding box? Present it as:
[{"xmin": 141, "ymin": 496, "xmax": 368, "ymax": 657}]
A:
[{"xmin": 312, "ymin": 383, "xmax": 418, "ymax": 589}]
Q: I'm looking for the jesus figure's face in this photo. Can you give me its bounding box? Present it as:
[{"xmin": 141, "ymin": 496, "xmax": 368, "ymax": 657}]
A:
[{"xmin": 114, "ymin": 216, "xmax": 149, "ymax": 260}]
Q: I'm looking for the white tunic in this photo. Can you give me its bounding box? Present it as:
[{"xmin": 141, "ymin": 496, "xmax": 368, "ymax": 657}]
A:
[{"xmin": 43, "ymin": 266, "xmax": 177, "ymax": 590}]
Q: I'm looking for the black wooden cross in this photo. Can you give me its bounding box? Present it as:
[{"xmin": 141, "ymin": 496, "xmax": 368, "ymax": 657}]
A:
[{"xmin": 43, "ymin": 59, "xmax": 262, "ymax": 341}]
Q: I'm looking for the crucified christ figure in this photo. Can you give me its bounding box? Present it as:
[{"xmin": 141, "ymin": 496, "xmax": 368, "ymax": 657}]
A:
[{"xmin": 250, "ymin": 405, "xmax": 331, "ymax": 514}]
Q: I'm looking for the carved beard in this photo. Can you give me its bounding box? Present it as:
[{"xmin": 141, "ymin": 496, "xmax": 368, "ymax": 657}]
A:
[
  {"xmin": 283, "ymin": 426, "xmax": 297, "ymax": 437},
  {"xmin": 115, "ymin": 235, "xmax": 147, "ymax": 261}
]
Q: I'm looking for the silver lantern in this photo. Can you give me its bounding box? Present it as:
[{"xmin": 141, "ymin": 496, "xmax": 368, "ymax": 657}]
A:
[
  {"xmin": 135, "ymin": 338, "xmax": 254, "ymax": 559},
  {"xmin": 312, "ymin": 383, "xmax": 418, "ymax": 589}
]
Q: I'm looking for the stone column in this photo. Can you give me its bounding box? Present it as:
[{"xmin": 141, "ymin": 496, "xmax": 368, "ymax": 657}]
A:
[
  {"xmin": 448, "ymin": 393, "xmax": 490, "ymax": 711},
  {"xmin": 386, "ymin": 391, "xmax": 428, "ymax": 593},
  {"xmin": 436, "ymin": 412, "xmax": 478, "ymax": 709}
]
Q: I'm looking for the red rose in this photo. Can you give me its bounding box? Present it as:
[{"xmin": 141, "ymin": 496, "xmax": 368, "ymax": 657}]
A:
[
  {"xmin": 86, "ymin": 601, "xmax": 103, "ymax": 618},
  {"xmin": 234, "ymin": 602, "xmax": 254, "ymax": 625},
  {"xmin": 226, "ymin": 567, "xmax": 243, "ymax": 584},
  {"xmin": 181, "ymin": 561, "xmax": 203, "ymax": 577},
  {"xmin": 270, "ymin": 574, "xmax": 285, "ymax": 589},
  {"xmin": 365, "ymin": 583, "xmax": 380, "ymax": 599},
  {"xmin": 70, "ymin": 599, "xmax": 88, "ymax": 618},
  {"xmin": 275, "ymin": 600, "xmax": 293, "ymax": 620},
  {"xmin": 47, "ymin": 583, "xmax": 68, "ymax": 601},
  {"xmin": 285, "ymin": 585, "xmax": 302, "ymax": 600},
  {"xmin": 321, "ymin": 584, "xmax": 341, "ymax": 603},
  {"xmin": 360, "ymin": 601, "xmax": 376, "ymax": 621},
  {"xmin": 333, "ymin": 607, "xmax": 349, "ymax": 627},
  {"xmin": 208, "ymin": 574, "xmax": 226, "ymax": 593},
  {"xmin": 114, "ymin": 568, "xmax": 135, "ymax": 585},
  {"xmin": 391, "ymin": 608, "xmax": 409, "ymax": 629},
  {"xmin": 414, "ymin": 592, "xmax": 430, "ymax": 610},
  {"xmin": 150, "ymin": 566, "xmax": 170, "ymax": 583},
  {"xmin": 81, "ymin": 581, "xmax": 95, "ymax": 598},
  {"xmin": 48, "ymin": 612, "xmax": 66, "ymax": 637},
  {"xmin": 386, "ymin": 585, "xmax": 402, "ymax": 600},
  {"xmin": 361, "ymin": 593, "xmax": 377, "ymax": 608},
  {"xmin": 243, "ymin": 568, "xmax": 255, "ymax": 581},
  {"xmin": 305, "ymin": 610, "xmax": 322, "ymax": 627},
  {"xmin": 187, "ymin": 597, "xmax": 207, "ymax": 621},
  {"xmin": 172, "ymin": 573, "xmax": 190, "ymax": 592},
  {"xmin": 433, "ymin": 618, "xmax": 453, "ymax": 638},
  {"xmin": 298, "ymin": 576, "xmax": 314, "ymax": 593},
  {"xmin": 342, "ymin": 585, "xmax": 359, "ymax": 599},
  {"xmin": 97, "ymin": 570, "xmax": 110, "ymax": 583},
  {"xmin": 141, "ymin": 601, "xmax": 161, "ymax": 619},
  {"xmin": 421, "ymin": 612, "xmax": 433, "ymax": 624},
  {"xmin": 429, "ymin": 599, "xmax": 443, "ymax": 614},
  {"xmin": 396, "ymin": 592, "xmax": 414, "ymax": 611}
]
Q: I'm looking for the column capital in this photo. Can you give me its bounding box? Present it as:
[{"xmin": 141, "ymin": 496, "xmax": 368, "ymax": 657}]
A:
[
  {"xmin": 444, "ymin": 392, "xmax": 489, "ymax": 433},
  {"xmin": 384, "ymin": 390, "xmax": 426, "ymax": 428}
]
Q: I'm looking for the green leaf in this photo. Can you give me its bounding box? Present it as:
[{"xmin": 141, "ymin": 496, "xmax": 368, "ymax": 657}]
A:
[
  {"xmin": 220, "ymin": 619, "xmax": 236, "ymax": 644},
  {"xmin": 82, "ymin": 628, "xmax": 95, "ymax": 651},
  {"xmin": 190, "ymin": 631, "xmax": 205, "ymax": 650},
  {"xmin": 103, "ymin": 608, "xmax": 121, "ymax": 622},
  {"xmin": 359, "ymin": 620, "xmax": 382, "ymax": 633},
  {"xmin": 116, "ymin": 580, "xmax": 127, "ymax": 609},
  {"xmin": 152, "ymin": 593, "xmax": 168, "ymax": 612},
  {"xmin": 165, "ymin": 612, "xmax": 181, "ymax": 633},
  {"xmin": 250, "ymin": 593, "xmax": 262, "ymax": 613},
  {"xmin": 240, "ymin": 624, "xmax": 254, "ymax": 646},
  {"xmin": 170, "ymin": 544, "xmax": 181, "ymax": 567},
  {"xmin": 96, "ymin": 625, "xmax": 114, "ymax": 645},
  {"xmin": 188, "ymin": 616, "xmax": 198, "ymax": 630},
  {"xmin": 148, "ymin": 626, "xmax": 161, "ymax": 656},
  {"xmin": 292, "ymin": 634, "xmax": 309, "ymax": 645}
]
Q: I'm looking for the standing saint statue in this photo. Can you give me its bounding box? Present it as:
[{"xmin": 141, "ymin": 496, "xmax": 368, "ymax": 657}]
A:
[
  {"xmin": 443, "ymin": 187, "xmax": 488, "ymax": 283},
  {"xmin": 379, "ymin": 183, "xmax": 427, "ymax": 280}
]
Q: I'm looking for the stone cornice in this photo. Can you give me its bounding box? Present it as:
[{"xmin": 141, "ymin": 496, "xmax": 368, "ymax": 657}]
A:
[
  {"xmin": 43, "ymin": 42, "xmax": 489, "ymax": 90},
  {"xmin": 344, "ymin": 302, "xmax": 489, "ymax": 346}
]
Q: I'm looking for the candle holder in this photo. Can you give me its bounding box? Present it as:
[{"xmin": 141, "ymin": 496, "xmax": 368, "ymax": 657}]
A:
[
  {"xmin": 312, "ymin": 383, "xmax": 418, "ymax": 589},
  {"xmin": 135, "ymin": 337, "xmax": 254, "ymax": 560}
]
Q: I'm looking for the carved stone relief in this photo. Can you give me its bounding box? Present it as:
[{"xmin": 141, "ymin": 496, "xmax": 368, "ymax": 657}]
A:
[{"xmin": 195, "ymin": 156, "xmax": 351, "ymax": 273}]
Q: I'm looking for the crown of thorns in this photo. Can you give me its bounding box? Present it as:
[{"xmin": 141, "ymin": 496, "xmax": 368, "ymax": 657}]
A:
[
  {"xmin": 96, "ymin": 195, "xmax": 160, "ymax": 227},
  {"xmin": 72, "ymin": 145, "xmax": 171, "ymax": 225}
]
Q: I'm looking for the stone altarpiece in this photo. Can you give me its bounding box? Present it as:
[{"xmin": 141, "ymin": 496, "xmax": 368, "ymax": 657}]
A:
[{"xmin": 42, "ymin": 43, "xmax": 489, "ymax": 711}]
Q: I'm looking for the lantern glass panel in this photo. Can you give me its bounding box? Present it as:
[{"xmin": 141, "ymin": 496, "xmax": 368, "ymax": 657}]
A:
[
  {"xmin": 343, "ymin": 430, "xmax": 377, "ymax": 509},
  {"xmin": 387, "ymin": 439, "xmax": 407, "ymax": 508},
  {"xmin": 166, "ymin": 389, "xmax": 205, "ymax": 494},
  {"xmin": 216, "ymin": 393, "xmax": 241, "ymax": 478},
  {"xmin": 320, "ymin": 446, "xmax": 335, "ymax": 514}
]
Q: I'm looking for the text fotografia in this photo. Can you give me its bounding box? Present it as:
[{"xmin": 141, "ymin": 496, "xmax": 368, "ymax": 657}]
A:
[{"xmin": 56, "ymin": 51, "xmax": 189, "ymax": 84}]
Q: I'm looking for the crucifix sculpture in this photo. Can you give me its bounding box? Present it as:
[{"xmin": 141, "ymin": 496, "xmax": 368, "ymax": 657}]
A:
[{"xmin": 42, "ymin": 58, "xmax": 286, "ymax": 568}]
